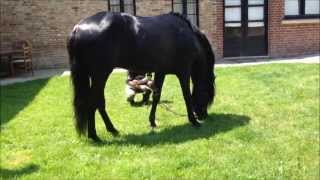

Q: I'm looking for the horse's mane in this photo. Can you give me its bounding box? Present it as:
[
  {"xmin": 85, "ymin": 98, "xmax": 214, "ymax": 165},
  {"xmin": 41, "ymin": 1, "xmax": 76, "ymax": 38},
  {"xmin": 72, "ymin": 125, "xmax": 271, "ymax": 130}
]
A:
[{"xmin": 169, "ymin": 12, "xmax": 198, "ymax": 32}]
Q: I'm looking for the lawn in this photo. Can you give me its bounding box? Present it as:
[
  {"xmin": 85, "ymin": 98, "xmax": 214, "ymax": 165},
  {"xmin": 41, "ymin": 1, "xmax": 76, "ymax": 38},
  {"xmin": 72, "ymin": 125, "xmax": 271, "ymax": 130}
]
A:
[{"xmin": 0, "ymin": 64, "xmax": 319, "ymax": 179}]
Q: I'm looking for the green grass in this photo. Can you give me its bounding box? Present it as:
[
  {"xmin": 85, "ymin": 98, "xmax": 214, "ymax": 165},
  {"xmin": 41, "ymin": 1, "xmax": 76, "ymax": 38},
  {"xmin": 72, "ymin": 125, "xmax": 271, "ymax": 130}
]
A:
[{"xmin": 1, "ymin": 64, "xmax": 319, "ymax": 179}]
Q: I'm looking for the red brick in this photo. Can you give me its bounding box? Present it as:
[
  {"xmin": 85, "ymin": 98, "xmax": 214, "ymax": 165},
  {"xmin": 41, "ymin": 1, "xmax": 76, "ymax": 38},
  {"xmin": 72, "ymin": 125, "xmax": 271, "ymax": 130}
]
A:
[{"xmin": 0, "ymin": 0, "xmax": 319, "ymax": 69}]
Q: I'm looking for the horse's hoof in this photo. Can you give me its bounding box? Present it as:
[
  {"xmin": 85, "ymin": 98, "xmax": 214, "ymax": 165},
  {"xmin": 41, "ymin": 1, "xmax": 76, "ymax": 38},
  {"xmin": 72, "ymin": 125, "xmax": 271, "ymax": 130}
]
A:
[
  {"xmin": 194, "ymin": 112, "xmax": 208, "ymax": 121},
  {"xmin": 110, "ymin": 129, "xmax": 119, "ymax": 137},
  {"xmin": 89, "ymin": 135, "xmax": 102, "ymax": 142},
  {"xmin": 150, "ymin": 122, "xmax": 157, "ymax": 128},
  {"xmin": 197, "ymin": 116, "xmax": 207, "ymax": 121},
  {"xmin": 192, "ymin": 121, "xmax": 202, "ymax": 128},
  {"xmin": 200, "ymin": 114, "xmax": 209, "ymax": 120}
]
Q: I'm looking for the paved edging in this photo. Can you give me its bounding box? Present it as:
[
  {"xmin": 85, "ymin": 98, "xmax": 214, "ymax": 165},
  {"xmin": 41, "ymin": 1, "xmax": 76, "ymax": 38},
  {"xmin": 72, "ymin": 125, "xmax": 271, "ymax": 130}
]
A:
[
  {"xmin": 1, "ymin": 55, "xmax": 319, "ymax": 86},
  {"xmin": 216, "ymin": 56, "xmax": 319, "ymax": 67}
]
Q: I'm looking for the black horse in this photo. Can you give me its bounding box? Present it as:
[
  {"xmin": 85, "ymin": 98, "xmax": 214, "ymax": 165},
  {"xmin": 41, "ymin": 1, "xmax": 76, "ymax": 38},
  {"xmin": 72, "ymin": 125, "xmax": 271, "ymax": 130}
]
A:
[{"xmin": 67, "ymin": 11, "xmax": 216, "ymax": 141}]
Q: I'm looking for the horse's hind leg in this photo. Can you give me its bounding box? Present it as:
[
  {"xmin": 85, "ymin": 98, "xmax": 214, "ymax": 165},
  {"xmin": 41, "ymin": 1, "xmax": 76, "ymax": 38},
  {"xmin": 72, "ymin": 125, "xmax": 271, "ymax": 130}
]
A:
[
  {"xmin": 177, "ymin": 73, "xmax": 201, "ymax": 127},
  {"xmin": 149, "ymin": 73, "xmax": 165, "ymax": 128},
  {"xmin": 88, "ymin": 109, "xmax": 99, "ymax": 141},
  {"xmin": 87, "ymin": 76, "xmax": 103, "ymax": 141},
  {"xmin": 98, "ymin": 102, "xmax": 119, "ymax": 136},
  {"xmin": 88, "ymin": 72, "xmax": 118, "ymax": 141},
  {"xmin": 95, "ymin": 72, "xmax": 119, "ymax": 136}
]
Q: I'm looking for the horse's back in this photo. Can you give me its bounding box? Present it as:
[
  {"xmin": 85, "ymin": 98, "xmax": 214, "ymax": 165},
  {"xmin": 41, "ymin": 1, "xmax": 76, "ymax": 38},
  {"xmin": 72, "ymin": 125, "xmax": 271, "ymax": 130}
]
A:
[
  {"xmin": 129, "ymin": 14, "xmax": 203, "ymax": 72},
  {"xmin": 69, "ymin": 12, "xmax": 204, "ymax": 73},
  {"xmin": 136, "ymin": 14, "xmax": 199, "ymax": 50},
  {"xmin": 70, "ymin": 12, "xmax": 129, "ymax": 68},
  {"xmin": 72, "ymin": 12, "xmax": 120, "ymax": 43}
]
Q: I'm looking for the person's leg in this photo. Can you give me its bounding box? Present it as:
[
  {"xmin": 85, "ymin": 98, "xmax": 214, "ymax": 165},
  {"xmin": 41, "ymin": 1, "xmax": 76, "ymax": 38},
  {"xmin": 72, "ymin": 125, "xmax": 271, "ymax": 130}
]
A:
[
  {"xmin": 126, "ymin": 85, "xmax": 136, "ymax": 104},
  {"xmin": 142, "ymin": 89, "xmax": 151, "ymax": 104}
]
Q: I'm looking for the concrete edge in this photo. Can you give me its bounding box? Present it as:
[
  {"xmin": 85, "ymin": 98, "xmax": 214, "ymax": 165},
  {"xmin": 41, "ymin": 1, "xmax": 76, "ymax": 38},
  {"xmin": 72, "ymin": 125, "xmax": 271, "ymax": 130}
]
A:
[{"xmin": 1, "ymin": 55, "xmax": 319, "ymax": 86}]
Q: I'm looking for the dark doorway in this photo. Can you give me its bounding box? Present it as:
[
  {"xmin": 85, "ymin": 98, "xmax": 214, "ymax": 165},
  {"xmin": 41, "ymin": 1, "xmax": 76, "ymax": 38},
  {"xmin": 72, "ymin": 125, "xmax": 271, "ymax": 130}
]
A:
[{"xmin": 224, "ymin": 0, "xmax": 268, "ymax": 57}]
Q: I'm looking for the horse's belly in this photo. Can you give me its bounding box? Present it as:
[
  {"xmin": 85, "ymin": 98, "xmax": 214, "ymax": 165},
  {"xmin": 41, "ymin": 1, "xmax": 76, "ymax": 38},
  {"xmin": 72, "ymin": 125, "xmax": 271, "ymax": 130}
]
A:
[{"xmin": 117, "ymin": 56, "xmax": 175, "ymax": 73}]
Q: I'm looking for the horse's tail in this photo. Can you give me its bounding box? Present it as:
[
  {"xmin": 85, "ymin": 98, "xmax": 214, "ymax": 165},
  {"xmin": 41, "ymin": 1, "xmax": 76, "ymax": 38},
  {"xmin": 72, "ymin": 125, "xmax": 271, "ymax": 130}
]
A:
[
  {"xmin": 194, "ymin": 31, "xmax": 216, "ymax": 107},
  {"xmin": 67, "ymin": 27, "xmax": 90, "ymax": 136}
]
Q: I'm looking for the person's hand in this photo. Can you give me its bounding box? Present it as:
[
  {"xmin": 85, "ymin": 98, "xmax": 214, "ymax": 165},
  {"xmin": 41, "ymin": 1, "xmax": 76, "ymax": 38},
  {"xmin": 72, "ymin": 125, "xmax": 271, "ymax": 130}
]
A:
[
  {"xmin": 128, "ymin": 80, "xmax": 137, "ymax": 86},
  {"xmin": 136, "ymin": 78, "xmax": 148, "ymax": 85},
  {"xmin": 128, "ymin": 80, "xmax": 140, "ymax": 90}
]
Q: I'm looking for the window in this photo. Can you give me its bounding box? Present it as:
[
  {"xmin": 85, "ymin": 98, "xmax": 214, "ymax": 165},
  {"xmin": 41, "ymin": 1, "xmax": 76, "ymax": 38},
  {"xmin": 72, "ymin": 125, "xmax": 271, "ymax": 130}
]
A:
[
  {"xmin": 172, "ymin": 0, "xmax": 199, "ymax": 26},
  {"xmin": 285, "ymin": 0, "xmax": 320, "ymax": 19},
  {"xmin": 108, "ymin": 0, "xmax": 136, "ymax": 15}
]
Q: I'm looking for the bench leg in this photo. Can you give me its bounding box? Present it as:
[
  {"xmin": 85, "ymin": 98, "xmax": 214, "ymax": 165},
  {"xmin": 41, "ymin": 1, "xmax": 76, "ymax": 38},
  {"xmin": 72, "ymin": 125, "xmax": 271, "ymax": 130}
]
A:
[
  {"xmin": 10, "ymin": 62, "xmax": 15, "ymax": 76},
  {"xmin": 30, "ymin": 61, "xmax": 34, "ymax": 76}
]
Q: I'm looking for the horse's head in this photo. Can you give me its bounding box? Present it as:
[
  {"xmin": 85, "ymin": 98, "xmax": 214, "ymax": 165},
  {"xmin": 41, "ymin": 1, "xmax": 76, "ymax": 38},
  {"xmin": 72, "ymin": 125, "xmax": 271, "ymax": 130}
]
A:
[
  {"xmin": 192, "ymin": 75, "xmax": 215, "ymax": 120},
  {"xmin": 191, "ymin": 27, "xmax": 216, "ymax": 120},
  {"xmin": 193, "ymin": 93, "xmax": 209, "ymax": 120}
]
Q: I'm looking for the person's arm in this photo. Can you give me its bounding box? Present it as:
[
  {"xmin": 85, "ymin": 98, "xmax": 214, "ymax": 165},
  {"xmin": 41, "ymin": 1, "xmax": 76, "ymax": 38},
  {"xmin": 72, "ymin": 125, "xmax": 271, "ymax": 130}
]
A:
[
  {"xmin": 136, "ymin": 73, "xmax": 153, "ymax": 85},
  {"xmin": 128, "ymin": 80, "xmax": 141, "ymax": 90},
  {"xmin": 136, "ymin": 77, "xmax": 148, "ymax": 85}
]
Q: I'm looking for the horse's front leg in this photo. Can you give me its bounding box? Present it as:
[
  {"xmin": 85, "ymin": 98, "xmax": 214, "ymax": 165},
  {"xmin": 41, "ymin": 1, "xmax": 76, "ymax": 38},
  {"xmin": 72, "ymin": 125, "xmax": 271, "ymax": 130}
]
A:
[
  {"xmin": 149, "ymin": 73, "xmax": 165, "ymax": 128},
  {"xmin": 177, "ymin": 73, "xmax": 201, "ymax": 127}
]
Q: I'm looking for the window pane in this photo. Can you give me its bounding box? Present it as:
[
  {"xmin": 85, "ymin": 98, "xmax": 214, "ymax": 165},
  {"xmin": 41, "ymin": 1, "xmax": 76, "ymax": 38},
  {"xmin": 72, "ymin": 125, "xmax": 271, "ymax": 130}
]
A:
[
  {"xmin": 110, "ymin": 0, "xmax": 120, "ymax": 5},
  {"xmin": 248, "ymin": 0, "xmax": 264, "ymax": 5},
  {"xmin": 248, "ymin": 27, "xmax": 265, "ymax": 37},
  {"xmin": 124, "ymin": 5, "xmax": 134, "ymax": 14},
  {"xmin": 174, "ymin": 3, "xmax": 183, "ymax": 13},
  {"xmin": 224, "ymin": 26, "xmax": 242, "ymax": 57},
  {"xmin": 285, "ymin": 0, "xmax": 299, "ymax": 15},
  {"xmin": 225, "ymin": 7, "xmax": 241, "ymax": 21},
  {"xmin": 225, "ymin": 0, "xmax": 241, "ymax": 6},
  {"xmin": 187, "ymin": 3, "xmax": 196, "ymax": 14},
  {"xmin": 187, "ymin": 14, "xmax": 197, "ymax": 25},
  {"xmin": 248, "ymin": 22, "xmax": 264, "ymax": 27},
  {"xmin": 174, "ymin": 0, "xmax": 182, "ymax": 3},
  {"xmin": 124, "ymin": 0, "xmax": 133, "ymax": 5},
  {"xmin": 225, "ymin": 23, "xmax": 242, "ymax": 27},
  {"xmin": 110, "ymin": 6, "xmax": 120, "ymax": 12},
  {"xmin": 248, "ymin": 7, "xmax": 264, "ymax": 20},
  {"xmin": 225, "ymin": 27, "xmax": 242, "ymax": 37},
  {"xmin": 305, "ymin": 0, "xmax": 320, "ymax": 15}
]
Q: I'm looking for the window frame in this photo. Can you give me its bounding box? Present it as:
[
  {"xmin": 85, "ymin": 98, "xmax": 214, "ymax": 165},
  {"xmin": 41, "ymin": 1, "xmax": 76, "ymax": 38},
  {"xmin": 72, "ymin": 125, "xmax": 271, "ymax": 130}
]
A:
[
  {"xmin": 107, "ymin": 0, "xmax": 136, "ymax": 15},
  {"xmin": 284, "ymin": 0, "xmax": 320, "ymax": 19},
  {"xmin": 172, "ymin": 0, "xmax": 200, "ymax": 27}
]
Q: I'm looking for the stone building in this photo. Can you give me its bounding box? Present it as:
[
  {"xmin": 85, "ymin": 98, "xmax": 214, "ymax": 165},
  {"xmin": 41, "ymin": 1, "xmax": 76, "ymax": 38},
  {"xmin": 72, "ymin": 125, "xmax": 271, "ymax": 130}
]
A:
[{"xmin": 0, "ymin": 0, "xmax": 319, "ymax": 69}]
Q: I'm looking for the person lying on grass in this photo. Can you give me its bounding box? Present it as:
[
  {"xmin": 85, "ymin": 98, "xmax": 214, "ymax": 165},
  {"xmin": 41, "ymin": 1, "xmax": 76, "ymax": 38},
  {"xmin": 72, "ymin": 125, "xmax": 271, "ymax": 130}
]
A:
[{"xmin": 126, "ymin": 71, "xmax": 154, "ymax": 105}]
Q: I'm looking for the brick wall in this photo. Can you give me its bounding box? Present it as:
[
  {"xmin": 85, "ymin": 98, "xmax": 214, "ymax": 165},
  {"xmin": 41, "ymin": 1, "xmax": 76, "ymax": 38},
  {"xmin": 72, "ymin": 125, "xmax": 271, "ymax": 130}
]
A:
[
  {"xmin": 206, "ymin": 0, "xmax": 223, "ymax": 59},
  {"xmin": 0, "ymin": 0, "xmax": 219, "ymax": 68},
  {"xmin": 268, "ymin": 0, "xmax": 320, "ymax": 57},
  {"xmin": 0, "ymin": 0, "xmax": 108, "ymax": 69},
  {"xmin": 0, "ymin": 0, "xmax": 318, "ymax": 69},
  {"xmin": 136, "ymin": 0, "xmax": 171, "ymax": 16}
]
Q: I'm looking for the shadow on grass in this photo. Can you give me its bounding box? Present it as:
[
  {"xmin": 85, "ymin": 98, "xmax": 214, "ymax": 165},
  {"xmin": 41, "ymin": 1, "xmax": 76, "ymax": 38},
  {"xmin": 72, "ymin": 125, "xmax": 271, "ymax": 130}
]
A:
[
  {"xmin": 99, "ymin": 113, "xmax": 250, "ymax": 147},
  {"xmin": 0, "ymin": 79, "xmax": 49, "ymax": 127},
  {"xmin": 0, "ymin": 164, "xmax": 39, "ymax": 179}
]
